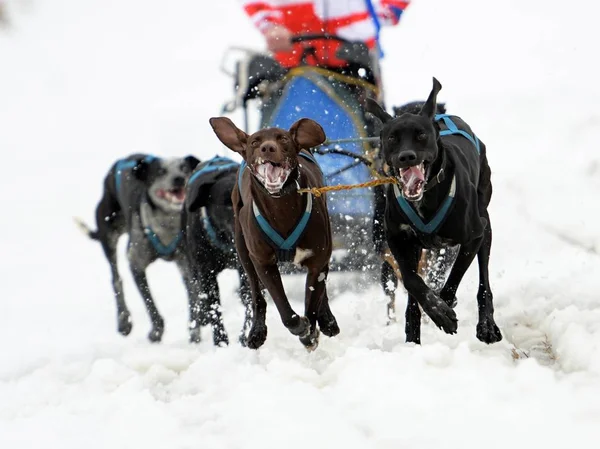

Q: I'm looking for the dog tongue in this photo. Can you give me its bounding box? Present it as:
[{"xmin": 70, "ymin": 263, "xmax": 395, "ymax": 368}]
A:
[
  {"xmin": 402, "ymin": 166, "xmax": 425, "ymax": 187},
  {"xmin": 264, "ymin": 164, "xmax": 285, "ymax": 183},
  {"xmin": 172, "ymin": 189, "xmax": 185, "ymax": 201}
]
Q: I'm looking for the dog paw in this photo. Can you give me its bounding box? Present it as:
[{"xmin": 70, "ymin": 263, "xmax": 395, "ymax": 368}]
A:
[
  {"xmin": 148, "ymin": 319, "xmax": 164, "ymax": 343},
  {"xmin": 212, "ymin": 328, "xmax": 229, "ymax": 347},
  {"xmin": 420, "ymin": 292, "xmax": 458, "ymax": 335},
  {"xmin": 299, "ymin": 326, "xmax": 320, "ymax": 351},
  {"xmin": 247, "ymin": 325, "xmax": 267, "ymax": 349},
  {"xmin": 439, "ymin": 288, "xmax": 458, "ymax": 308},
  {"xmin": 476, "ymin": 317, "xmax": 502, "ymax": 344},
  {"xmin": 287, "ymin": 315, "xmax": 310, "ymax": 337},
  {"xmin": 117, "ymin": 311, "xmax": 133, "ymax": 336},
  {"xmin": 318, "ymin": 315, "xmax": 340, "ymax": 337},
  {"xmin": 189, "ymin": 329, "xmax": 201, "ymax": 344},
  {"xmin": 148, "ymin": 328, "xmax": 163, "ymax": 343}
]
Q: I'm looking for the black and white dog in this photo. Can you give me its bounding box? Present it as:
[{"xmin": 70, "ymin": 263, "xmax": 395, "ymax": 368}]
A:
[
  {"xmin": 183, "ymin": 156, "xmax": 252, "ymax": 346},
  {"xmin": 76, "ymin": 153, "xmax": 200, "ymax": 343},
  {"xmin": 366, "ymin": 78, "xmax": 502, "ymax": 344}
]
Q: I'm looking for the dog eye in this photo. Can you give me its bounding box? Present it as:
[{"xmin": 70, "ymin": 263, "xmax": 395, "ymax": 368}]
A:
[
  {"xmin": 157, "ymin": 168, "xmax": 167, "ymax": 176},
  {"xmin": 251, "ymin": 140, "xmax": 259, "ymax": 148},
  {"xmin": 417, "ymin": 133, "xmax": 427, "ymax": 141},
  {"xmin": 279, "ymin": 136, "xmax": 289, "ymax": 143},
  {"xmin": 388, "ymin": 135, "xmax": 396, "ymax": 142}
]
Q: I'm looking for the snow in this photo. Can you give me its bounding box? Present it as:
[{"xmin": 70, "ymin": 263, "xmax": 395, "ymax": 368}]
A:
[{"xmin": 1, "ymin": 0, "xmax": 600, "ymax": 448}]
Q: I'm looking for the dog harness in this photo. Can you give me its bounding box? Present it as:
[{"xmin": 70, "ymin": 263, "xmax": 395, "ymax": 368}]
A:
[
  {"xmin": 188, "ymin": 156, "xmax": 240, "ymax": 186},
  {"xmin": 394, "ymin": 115, "xmax": 479, "ymax": 234},
  {"xmin": 435, "ymin": 114, "xmax": 481, "ymax": 154},
  {"xmin": 114, "ymin": 155, "xmax": 184, "ymax": 257},
  {"xmin": 143, "ymin": 220, "xmax": 183, "ymax": 257},
  {"xmin": 189, "ymin": 156, "xmax": 240, "ymax": 253},
  {"xmin": 239, "ymin": 151, "xmax": 320, "ymax": 262},
  {"xmin": 114, "ymin": 155, "xmax": 157, "ymax": 193}
]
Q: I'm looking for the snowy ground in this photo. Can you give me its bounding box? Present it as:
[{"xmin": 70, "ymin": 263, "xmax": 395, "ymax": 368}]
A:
[{"xmin": 1, "ymin": 0, "xmax": 600, "ymax": 448}]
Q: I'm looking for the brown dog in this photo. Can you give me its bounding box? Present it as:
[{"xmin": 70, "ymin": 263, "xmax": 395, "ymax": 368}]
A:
[{"xmin": 209, "ymin": 117, "xmax": 340, "ymax": 350}]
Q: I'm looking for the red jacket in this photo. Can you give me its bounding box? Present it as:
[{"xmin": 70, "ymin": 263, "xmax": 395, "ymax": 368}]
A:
[{"xmin": 240, "ymin": 0, "xmax": 410, "ymax": 68}]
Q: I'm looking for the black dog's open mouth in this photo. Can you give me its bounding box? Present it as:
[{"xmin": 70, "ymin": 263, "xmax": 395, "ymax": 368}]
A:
[
  {"xmin": 398, "ymin": 163, "xmax": 426, "ymax": 201},
  {"xmin": 157, "ymin": 187, "xmax": 185, "ymax": 204},
  {"xmin": 251, "ymin": 158, "xmax": 292, "ymax": 194}
]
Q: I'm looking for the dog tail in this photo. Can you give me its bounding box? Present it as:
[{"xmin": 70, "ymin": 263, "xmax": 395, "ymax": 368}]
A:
[{"xmin": 73, "ymin": 217, "xmax": 100, "ymax": 240}]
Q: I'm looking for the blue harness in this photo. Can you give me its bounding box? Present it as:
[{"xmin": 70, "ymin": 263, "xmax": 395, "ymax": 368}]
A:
[
  {"xmin": 188, "ymin": 156, "xmax": 240, "ymax": 186},
  {"xmin": 238, "ymin": 151, "xmax": 320, "ymax": 262},
  {"xmin": 435, "ymin": 114, "xmax": 481, "ymax": 154},
  {"xmin": 189, "ymin": 156, "xmax": 240, "ymax": 252},
  {"xmin": 394, "ymin": 115, "xmax": 480, "ymax": 234},
  {"xmin": 114, "ymin": 155, "xmax": 183, "ymax": 257},
  {"xmin": 143, "ymin": 225, "xmax": 183, "ymax": 257},
  {"xmin": 115, "ymin": 155, "xmax": 156, "ymax": 193}
]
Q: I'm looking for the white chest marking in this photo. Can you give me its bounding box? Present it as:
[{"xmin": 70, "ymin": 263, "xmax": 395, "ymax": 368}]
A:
[{"xmin": 293, "ymin": 248, "xmax": 314, "ymax": 267}]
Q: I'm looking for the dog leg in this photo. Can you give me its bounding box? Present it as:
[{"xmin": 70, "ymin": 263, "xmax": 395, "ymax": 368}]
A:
[
  {"xmin": 99, "ymin": 234, "xmax": 132, "ymax": 336},
  {"xmin": 300, "ymin": 267, "xmax": 329, "ymax": 350},
  {"xmin": 439, "ymin": 236, "xmax": 482, "ymax": 310},
  {"xmin": 237, "ymin": 266, "xmax": 253, "ymax": 346},
  {"xmin": 252, "ymin": 261, "xmax": 309, "ymax": 339},
  {"xmin": 474, "ymin": 214, "xmax": 502, "ymax": 344},
  {"xmin": 129, "ymin": 264, "xmax": 165, "ymax": 343},
  {"xmin": 94, "ymin": 191, "xmax": 131, "ymax": 337},
  {"xmin": 381, "ymin": 258, "xmax": 398, "ymax": 324},
  {"xmin": 317, "ymin": 288, "xmax": 340, "ymax": 338},
  {"xmin": 185, "ymin": 273, "xmax": 203, "ymax": 344},
  {"xmin": 176, "ymin": 257, "xmax": 202, "ymax": 343},
  {"xmin": 388, "ymin": 238, "xmax": 457, "ymax": 342},
  {"xmin": 197, "ymin": 269, "xmax": 229, "ymax": 346},
  {"xmin": 235, "ymin": 224, "xmax": 268, "ymax": 349}
]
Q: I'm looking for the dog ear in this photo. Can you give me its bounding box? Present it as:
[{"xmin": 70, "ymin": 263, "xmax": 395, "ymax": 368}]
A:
[
  {"xmin": 289, "ymin": 118, "xmax": 326, "ymax": 151},
  {"xmin": 420, "ymin": 77, "xmax": 443, "ymax": 119},
  {"xmin": 365, "ymin": 98, "xmax": 392, "ymax": 124},
  {"xmin": 437, "ymin": 102, "xmax": 447, "ymax": 114},
  {"xmin": 209, "ymin": 117, "xmax": 248, "ymax": 155},
  {"xmin": 132, "ymin": 156, "xmax": 158, "ymax": 182},
  {"xmin": 184, "ymin": 155, "xmax": 201, "ymax": 171}
]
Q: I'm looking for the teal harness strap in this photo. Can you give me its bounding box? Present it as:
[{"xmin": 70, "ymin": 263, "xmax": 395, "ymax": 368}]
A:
[
  {"xmin": 435, "ymin": 114, "xmax": 481, "ymax": 153},
  {"xmin": 238, "ymin": 151, "xmax": 319, "ymax": 261},
  {"xmin": 188, "ymin": 156, "xmax": 239, "ymax": 186},
  {"xmin": 393, "ymin": 175, "xmax": 457, "ymax": 234},
  {"xmin": 144, "ymin": 226, "xmax": 183, "ymax": 257},
  {"xmin": 187, "ymin": 156, "xmax": 239, "ymax": 252},
  {"xmin": 202, "ymin": 213, "xmax": 234, "ymax": 253},
  {"xmin": 252, "ymin": 193, "xmax": 313, "ymax": 262},
  {"xmin": 114, "ymin": 154, "xmax": 180, "ymax": 257},
  {"xmin": 115, "ymin": 155, "xmax": 157, "ymax": 193},
  {"xmin": 392, "ymin": 115, "xmax": 478, "ymax": 233}
]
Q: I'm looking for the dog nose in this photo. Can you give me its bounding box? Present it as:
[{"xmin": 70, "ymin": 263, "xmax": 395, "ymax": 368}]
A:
[
  {"xmin": 260, "ymin": 142, "xmax": 277, "ymax": 153},
  {"xmin": 397, "ymin": 150, "xmax": 417, "ymax": 165},
  {"xmin": 173, "ymin": 176, "xmax": 185, "ymax": 187}
]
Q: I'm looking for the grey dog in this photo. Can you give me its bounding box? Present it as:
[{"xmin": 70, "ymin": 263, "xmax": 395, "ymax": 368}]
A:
[{"xmin": 76, "ymin": 153, "xmax": 203, "ymax": 343}]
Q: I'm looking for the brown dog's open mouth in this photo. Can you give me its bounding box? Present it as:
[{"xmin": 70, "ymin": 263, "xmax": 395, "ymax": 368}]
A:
[
  {"xmin": 252, "ymin": 158, "xmax": 292, "ymax": 195},
  {"xmin": 398, "ymin": 163, "xmax": 425, "ymax": 201},
  {"xmin": 157, "ymin": 187, "xmax": 185, "ymax": 204}
]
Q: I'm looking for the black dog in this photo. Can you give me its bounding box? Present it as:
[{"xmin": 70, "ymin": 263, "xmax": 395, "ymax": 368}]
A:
[
  {"xmin": 76, "ymin": 153, "xmax": 200, "ymax": 342},
  {"xmin": 372, "ymin": 101, "xmax": 459, "ymax": 323},
  {"xmin": 366, "ymin": 78, "xmax": 502, "ymax": 344},
  {"xmin": 183, "ymin": 156, "xmax": 252, "ymax": 346}
]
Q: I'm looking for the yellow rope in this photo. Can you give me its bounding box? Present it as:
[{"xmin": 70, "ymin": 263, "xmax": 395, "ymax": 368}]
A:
[
  {"xmin": 285, "ymin": 66, "xmax": 379, "ymax": 96},
  {"xmin": 298, "ymin": 177, "xmax": 397, "ymax": 197}
]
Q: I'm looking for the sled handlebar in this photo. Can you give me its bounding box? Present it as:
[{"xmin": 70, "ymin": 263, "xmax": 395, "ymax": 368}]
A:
[{"xmin": 291, "ymin": 34, "xmax": 354, "ymax": 45}]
